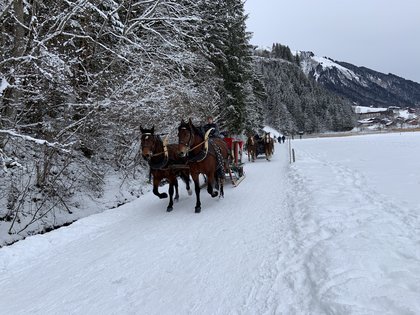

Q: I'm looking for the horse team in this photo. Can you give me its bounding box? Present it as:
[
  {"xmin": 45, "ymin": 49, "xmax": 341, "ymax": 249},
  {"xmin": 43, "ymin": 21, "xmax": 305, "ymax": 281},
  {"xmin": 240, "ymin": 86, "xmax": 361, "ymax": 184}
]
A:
[
  {"xmin": 245, "ymin": 133, "xmax": 274, "ymax": 162},
  {"xmin": 140, "ymin": 119, "xmax": 275, "ymax": 213}
]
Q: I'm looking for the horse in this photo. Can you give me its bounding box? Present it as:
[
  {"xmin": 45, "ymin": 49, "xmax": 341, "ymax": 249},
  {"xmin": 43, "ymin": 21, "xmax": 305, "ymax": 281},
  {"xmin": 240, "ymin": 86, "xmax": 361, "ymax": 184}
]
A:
[
  {"xmin": 140, "ymin": 126, "xmax": 192, "ymax": 212},
  {"xmin": 177, "ymin": 118, "xmax": 229, "ymax": 213},
  {"xmin": 263, "ymin": 132, "xmax": 274, "ymax": 161},
  {"xmin": 246, "ymin": 135, "xmax": 257, "ymax": 162}
]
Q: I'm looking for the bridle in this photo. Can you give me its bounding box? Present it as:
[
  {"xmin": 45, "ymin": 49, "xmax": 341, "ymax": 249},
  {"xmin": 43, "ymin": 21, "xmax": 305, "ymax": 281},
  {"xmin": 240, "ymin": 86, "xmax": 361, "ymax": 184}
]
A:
[
  {"xmin": 178, "ymin": 126, "xmax": 193, "ymax": 152},
  {"xmin": 178, "ymin": 125, "xmax": 213, "ymax": 161},
  {"xmin": 141, "ymin": 133, "xmax": 168, "ymax": 158},
  {"xmin": 141, "ymin": 132, "xmax": 156, "ymax": 152}
]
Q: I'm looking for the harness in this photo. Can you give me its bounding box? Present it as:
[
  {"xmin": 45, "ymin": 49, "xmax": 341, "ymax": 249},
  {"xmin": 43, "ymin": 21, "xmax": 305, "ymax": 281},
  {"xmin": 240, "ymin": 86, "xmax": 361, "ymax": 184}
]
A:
[
  {"xmin": 181, "ymin": 127, "xmax": 225, "ymax": 179},
  {"xmin": 141, "ymin": 133, "xmax": 169, "ymax": 170},
  {"xmin": 180, "ymin": 127, "xmax": 213, "ymax": 163}
]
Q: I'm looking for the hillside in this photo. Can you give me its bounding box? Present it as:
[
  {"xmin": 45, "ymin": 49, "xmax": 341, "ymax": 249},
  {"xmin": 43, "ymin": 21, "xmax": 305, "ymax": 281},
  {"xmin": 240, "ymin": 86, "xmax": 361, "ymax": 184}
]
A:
[
  {"xmin": 253, "ymin": 55, "xmax": 355, "ymax": 134},
  {"xmin": 300, "ymin": 52, "xmax": 420, "ymax": 108}
]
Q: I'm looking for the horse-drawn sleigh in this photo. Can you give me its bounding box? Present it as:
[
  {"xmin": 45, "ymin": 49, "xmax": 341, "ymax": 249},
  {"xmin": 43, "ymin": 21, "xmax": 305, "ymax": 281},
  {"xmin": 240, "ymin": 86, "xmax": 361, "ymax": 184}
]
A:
[
  {"xmin": 246, "ymin": 132, "xmax": 274, "ymax": 161},
  {"xmin": 140, "ymin": 119, "xmax": 246, "ymax": 213}
]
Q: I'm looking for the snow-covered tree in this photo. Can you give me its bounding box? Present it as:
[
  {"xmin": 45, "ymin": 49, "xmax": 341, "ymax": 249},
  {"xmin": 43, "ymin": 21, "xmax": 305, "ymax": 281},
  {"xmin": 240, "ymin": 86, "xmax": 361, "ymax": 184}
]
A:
[{"xmin": 0, "ymin": 0, "xmax": 221, "ymax": 239}]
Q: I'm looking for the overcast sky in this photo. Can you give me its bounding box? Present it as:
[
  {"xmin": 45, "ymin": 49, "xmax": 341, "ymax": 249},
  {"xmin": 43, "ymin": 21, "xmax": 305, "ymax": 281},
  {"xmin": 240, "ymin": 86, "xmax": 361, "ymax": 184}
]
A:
[{"xmin": 244, "ymin": 0, "xmax": 420, "ymax": 83}]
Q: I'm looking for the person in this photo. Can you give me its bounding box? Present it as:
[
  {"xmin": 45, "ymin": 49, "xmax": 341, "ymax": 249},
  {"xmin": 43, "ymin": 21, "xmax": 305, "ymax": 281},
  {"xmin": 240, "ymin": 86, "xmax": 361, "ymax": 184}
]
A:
[
  {"xmin": 203, "ymin": 116, "xmax": 220, "ymax": 138},
  {"xmin": 277, "ymin": 136, "xmax": 281, "ymax": 143},
  {"xmin": 281, "ymin": 135, "xmax": 285, "ymax": 143},
  {"xmin": 298, "ymin": 131, "xmax": 303, "ymax": 139}
]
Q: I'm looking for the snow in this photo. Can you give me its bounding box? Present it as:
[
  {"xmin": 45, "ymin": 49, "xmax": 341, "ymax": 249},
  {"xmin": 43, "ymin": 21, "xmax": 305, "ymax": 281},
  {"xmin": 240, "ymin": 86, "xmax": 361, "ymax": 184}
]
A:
[
  {"xmin": 0, "ymin": 129, "xmax": 72, "ymax": 152},
  {"xmin": 396, "ymin": 109, "xmax": 416, "ymax": 119},
  {"xmin": 299, "ymin": 52, "xmax": 368, "ymax": 85},
  {"xmin": 353, "ymin": 105, "xmax": 388, "ymax": 114},
  {"xmin": 312, "ymin": 56, "xmax": 360, "ymax": 82},
  {"xmin": 0, "ymin": 77, "xmax": 9, "ymax": 96},
  {"xmin": 263, "ymin": 125, "xmax": 281, "ymax": 138},
  {"xmin": 1, "ymin": 132, "xmax": 420, "ymax": 314}
]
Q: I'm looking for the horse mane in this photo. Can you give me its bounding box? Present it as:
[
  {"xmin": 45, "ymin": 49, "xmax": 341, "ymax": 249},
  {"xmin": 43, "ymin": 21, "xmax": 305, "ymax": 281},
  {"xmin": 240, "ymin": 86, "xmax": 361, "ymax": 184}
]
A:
[
  {"xmin": 179, "ymin": 119, "xmax": 204, "ymax": 138},
  {"xmin": 140, "ymin": 125, "xmax": 184, "ymax": 166},
  {"xmin": 140, "ymin": 125, "xmax": 154, "ymax": 135}
]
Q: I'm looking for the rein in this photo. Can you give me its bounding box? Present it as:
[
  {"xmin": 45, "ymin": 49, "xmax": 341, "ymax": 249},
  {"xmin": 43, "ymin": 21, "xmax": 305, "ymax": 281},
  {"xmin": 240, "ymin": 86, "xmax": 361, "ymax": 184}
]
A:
[
  {"xmin": 183, "ymin": 128, "xmax": 213, "ymax": 163},
  {"xmin": 142, "ymin": 133, "xmax": 170, "ymax": 169}
]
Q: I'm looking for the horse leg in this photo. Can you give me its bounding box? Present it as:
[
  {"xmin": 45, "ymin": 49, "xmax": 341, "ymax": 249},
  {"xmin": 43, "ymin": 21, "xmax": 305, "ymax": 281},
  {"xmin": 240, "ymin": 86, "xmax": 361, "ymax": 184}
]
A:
[
  {"xmin": 182, "ymin": 171, "xmax": 192, "ymax": 196},
  {"xmin": 152, "ymin": 176, "xmax": 168, "ymax": 199},
  {"xmin": 167, "ymin": 180, "xmax": 175, "ymax": 212},
  {"xmin": 219, "ymin": 178, "xmax": 224, "ymax": 198},
  {"xmin": 186, "ymin": 180, "xmax": 192, "ymax": 195},
  {"xmin": 265, "ymin": 148, "xmax": 270, "ymax": 161},
  {"xmin": 174, "ymin": 177, "xmax": 180, "ymax": 202},
  {"xmin": 192, "ymin": 173, "xmax": 201, "ymax": 213},
  {"xmin": 206, "ymin": 173, "xmax": 218, "ymax": 198}
]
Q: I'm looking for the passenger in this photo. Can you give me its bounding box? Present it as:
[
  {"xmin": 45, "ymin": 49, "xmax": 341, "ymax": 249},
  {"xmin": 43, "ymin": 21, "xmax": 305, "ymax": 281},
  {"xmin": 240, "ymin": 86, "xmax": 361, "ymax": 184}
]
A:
[{"xmin": 203, "ymin": 116, "xmax": 220, "ymax": 138}]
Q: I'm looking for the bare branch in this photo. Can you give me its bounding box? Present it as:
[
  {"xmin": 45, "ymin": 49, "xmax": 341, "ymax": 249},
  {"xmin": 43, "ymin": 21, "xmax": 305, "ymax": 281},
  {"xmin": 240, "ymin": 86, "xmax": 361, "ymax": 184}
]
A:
[{"xmin": 0, "ymin": 130, "xmax": 74, "ymax": 153}]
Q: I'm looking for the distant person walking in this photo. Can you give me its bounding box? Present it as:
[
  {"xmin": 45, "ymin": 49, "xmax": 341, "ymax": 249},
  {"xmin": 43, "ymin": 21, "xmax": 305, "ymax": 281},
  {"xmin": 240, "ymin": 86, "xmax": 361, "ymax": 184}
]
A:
[{"xmin": 298, "ymin": 131, "xmax": 303, "ymax": 139}]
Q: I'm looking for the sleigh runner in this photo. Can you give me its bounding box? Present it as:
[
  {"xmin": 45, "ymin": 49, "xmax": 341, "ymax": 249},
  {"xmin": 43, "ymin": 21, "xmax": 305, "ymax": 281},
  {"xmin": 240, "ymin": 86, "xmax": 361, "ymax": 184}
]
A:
[{"xmin": 224, "ymin": 137, "xmax": 245, "ymax": 186}]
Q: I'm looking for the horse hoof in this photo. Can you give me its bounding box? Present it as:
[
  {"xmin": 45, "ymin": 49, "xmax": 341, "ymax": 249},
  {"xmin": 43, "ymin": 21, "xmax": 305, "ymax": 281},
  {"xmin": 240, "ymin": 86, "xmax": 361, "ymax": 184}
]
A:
[
  {"xmin": 166, "ymin": 207, "xmax": 173, "ymax": 212},
  {"xmin": 195, "ymin": 207, "xmax": 201, "ymax": 213},
  {"xmin": 211, "ymin": 191, "xmax": 218, "ymax": 198},
  {"xmin": 188, "ymin": 189, "xmax": 193, "ymax": 196},
  {"xmin": 160, "ymin": 193, "xmax": 168, "ymax": 199}
]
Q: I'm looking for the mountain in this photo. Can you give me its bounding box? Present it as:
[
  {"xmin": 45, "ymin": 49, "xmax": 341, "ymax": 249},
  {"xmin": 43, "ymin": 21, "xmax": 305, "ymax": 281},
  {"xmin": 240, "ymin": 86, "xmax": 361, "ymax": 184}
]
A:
[
  {"xmin": 300, "ymin": 52, "xmax": 420, "ymax": 108},
  {"xmin": 253, "ymin": 54, "xmax": 355, "ymax": 134}
]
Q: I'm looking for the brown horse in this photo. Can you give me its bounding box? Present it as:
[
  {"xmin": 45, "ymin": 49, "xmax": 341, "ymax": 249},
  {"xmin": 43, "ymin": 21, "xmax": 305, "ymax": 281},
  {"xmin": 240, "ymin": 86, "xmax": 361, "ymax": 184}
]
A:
[
  {"xmin": 140, "ymin": 126, "xmax": 191, "ymax": 212},
  {"xmin": 177, "ymin": 119, "xmax": 229, "ymax": 213},
  {"xmin": 263, "ymin": 132, "xmax": 274, "ymax": 161},
  {"xmin": 246, "ymin": 135, "xmax": 257, "ymax": 162}
]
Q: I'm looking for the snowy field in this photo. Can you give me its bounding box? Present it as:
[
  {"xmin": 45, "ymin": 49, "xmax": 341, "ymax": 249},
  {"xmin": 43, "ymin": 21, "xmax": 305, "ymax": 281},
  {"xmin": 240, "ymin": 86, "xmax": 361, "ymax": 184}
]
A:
[{"xmin": 0, "ymin": 132, "xmax": 419, "ymax": 314}]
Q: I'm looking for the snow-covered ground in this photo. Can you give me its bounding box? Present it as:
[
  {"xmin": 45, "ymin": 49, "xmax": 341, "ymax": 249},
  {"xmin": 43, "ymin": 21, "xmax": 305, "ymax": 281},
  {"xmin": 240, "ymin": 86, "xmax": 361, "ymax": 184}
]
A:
[{"xmin": 1, "ymin": 132, "xmax": 419, "ymax": 314}]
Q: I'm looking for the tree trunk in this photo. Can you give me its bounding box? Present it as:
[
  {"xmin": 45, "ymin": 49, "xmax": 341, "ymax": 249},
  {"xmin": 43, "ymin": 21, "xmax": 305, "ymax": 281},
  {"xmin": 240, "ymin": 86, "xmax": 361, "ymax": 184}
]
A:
[{"xmin": 13, "ymin": 0, "xmax": 25, "ymax": 57}]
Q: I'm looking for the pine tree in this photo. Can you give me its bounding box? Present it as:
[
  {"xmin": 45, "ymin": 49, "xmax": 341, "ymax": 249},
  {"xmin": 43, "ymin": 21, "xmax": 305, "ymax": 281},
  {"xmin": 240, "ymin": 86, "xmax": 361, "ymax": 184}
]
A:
[{"xmin": 199, "ymin": 0, "xmax": 260, "ymax": 134}]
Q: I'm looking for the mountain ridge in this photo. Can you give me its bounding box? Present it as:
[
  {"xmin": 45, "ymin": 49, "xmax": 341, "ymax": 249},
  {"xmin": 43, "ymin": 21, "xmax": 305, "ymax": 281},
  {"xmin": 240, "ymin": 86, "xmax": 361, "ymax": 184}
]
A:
[{"xmin": 299, "ymin": 52, "xmax": 420, "ymax": 108}]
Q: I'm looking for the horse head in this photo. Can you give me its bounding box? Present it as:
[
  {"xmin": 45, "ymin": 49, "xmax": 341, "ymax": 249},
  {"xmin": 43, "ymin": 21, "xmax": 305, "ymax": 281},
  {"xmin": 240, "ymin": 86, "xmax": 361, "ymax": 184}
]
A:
[
  {"xmin": 140, "ymin": 125, "xmax": 156, "ymax": 161},
  {"xmin": 177, "ymin": 119, "xmax": 194, "ymax": 158}
]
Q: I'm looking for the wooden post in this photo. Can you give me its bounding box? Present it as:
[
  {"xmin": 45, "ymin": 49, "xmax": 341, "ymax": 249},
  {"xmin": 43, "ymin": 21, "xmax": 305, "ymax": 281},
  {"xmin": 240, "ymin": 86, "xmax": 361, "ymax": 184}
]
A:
[{"xmin": 292, "ymin": 148, "xmax": 295, "ymax": 163}]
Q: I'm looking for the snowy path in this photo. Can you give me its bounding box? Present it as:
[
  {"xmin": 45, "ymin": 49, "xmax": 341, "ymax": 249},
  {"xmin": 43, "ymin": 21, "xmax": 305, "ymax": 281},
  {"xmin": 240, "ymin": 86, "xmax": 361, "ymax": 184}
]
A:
[
  {"xmin": 0, "ymin": 145, "xmax": 296, "ymax": 314},
  {"xmin": 1, "ymin": 133, "xmax": 420, "ymax": 314}
]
